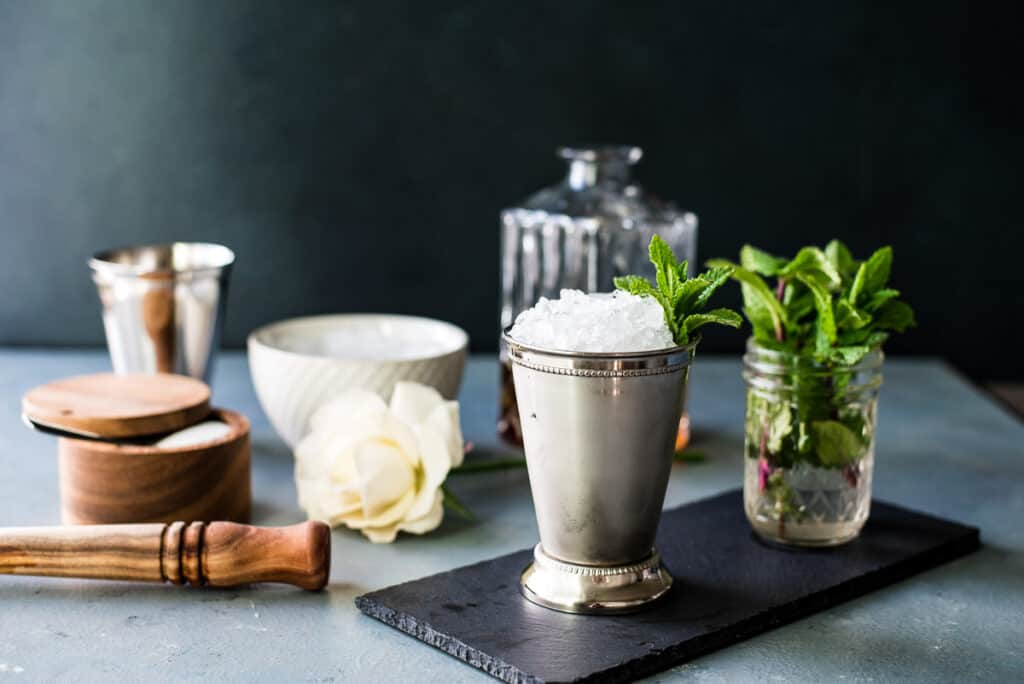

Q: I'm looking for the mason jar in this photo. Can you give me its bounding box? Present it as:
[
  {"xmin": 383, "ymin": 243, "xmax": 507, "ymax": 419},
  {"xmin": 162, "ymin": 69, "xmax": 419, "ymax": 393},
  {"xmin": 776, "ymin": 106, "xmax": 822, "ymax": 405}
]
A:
[{"xmin": 742, "ymin": 339, "xmax": 884, "ymax": 546}]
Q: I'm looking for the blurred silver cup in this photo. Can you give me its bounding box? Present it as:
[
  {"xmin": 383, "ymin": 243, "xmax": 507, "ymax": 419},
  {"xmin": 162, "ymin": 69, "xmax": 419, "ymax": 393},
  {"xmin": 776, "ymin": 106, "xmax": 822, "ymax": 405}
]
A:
[
  {"xmin": 504, "ymin": 330, "xmax": 696, "ymax": 614},
  {"xmin": 90, "ymin": 243, "xmax": 234, "ymax": 383}
]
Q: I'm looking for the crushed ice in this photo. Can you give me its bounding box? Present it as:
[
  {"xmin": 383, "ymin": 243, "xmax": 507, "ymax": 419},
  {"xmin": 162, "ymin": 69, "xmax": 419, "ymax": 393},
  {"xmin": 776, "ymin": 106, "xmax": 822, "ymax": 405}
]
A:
[{"xmin": 509, "ymin": 289, "xmax": 674, "ymax": 353}]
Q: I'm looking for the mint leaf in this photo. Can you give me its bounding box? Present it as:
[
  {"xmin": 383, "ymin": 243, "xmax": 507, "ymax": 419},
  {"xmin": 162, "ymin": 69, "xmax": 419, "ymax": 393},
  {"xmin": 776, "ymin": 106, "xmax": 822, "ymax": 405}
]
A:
[
  {"xmin": 650, "ymin": 235, "xmax": 682, "ymax": 302},
  {"xmin": 683, "ymin": 308, "xmax": 742, "ymax": 337},
  {"xmin": 692, "ymin": 267, "xmax": 732, "ymax": 311},
  {"xmin": 810, "ymin": 420, "xmax": 865, "ymax": 466},
  {"xmin": 708, "ymin": 259, "xmax": 787, "ymax": 342},
  {"xmin": 823, "ymin": 345, "xmax": 871, "ymax": 365},
  {"xmin": 673, "ymin": 278, "xmax": 712, "ymax": 319},
  {"xmin": 835, "ymin": 299, "xmax": 871, "ymax": 330},
  {"xmin": 779, "ymin": 247, "xmax": 841, "ymax": 289},
  {"xmin": 617, "ymin": 236, "xmax": 741, "ymax": 346},
  {"xmin": 720, "ymin": 240, "xmax": 912, "ymax": 364},
  {"xmin": 740, "ymin": 245, "xmax": 787, "ymax": 275},
  {"xmin": 825, "ymin": 239, "xmax": 856, "ymax": 277},
  {"xmin": 872, "ymin": 299, "xmax": 916, "ymax": 332},
  {"xmin": 849, "ymin": 246, "xmax": 893, "ymax": 304},
  {"xmin": 864, "ymin": 288, "xmax": 900, "ymax": 312},
  {"xmin": 795, "ymin": 271, "xmax": 836, "ymax": 357},
  {"xmin": 766, "ymin": 401, "xmax": 793, "ymax": 454},
  {"xmin": 862, "ymin": 246, "xmax": 893, "ymax": 294},
  {"xmin": 613, "ymin": 275, "xmax": 654, "ymax": 297}
]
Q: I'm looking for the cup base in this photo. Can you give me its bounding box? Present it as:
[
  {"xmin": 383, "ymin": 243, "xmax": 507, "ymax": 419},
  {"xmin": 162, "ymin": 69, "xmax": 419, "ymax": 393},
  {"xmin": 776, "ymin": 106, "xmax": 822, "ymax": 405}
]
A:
[{"xmin": 520, "ymin": 545, "xmax": 673, "ymax": 615}]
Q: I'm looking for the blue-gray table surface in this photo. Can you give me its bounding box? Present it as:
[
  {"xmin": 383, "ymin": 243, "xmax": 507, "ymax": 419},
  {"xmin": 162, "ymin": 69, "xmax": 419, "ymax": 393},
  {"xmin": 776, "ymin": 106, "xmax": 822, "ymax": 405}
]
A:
[{"xmin": 0, "ymin": 350, "xmax": 1021, "ymax": 683}]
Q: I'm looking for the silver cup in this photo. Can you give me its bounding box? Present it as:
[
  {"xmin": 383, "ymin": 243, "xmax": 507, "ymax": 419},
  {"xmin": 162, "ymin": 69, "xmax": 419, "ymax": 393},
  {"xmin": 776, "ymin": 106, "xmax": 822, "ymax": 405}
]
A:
[
  {"xmin": 504, "ymin": 330, "xmax": 696, "ymax": 614},
  {"xmin": 90, "ymin": 243, "xmax": 234, "ymax": 383}
]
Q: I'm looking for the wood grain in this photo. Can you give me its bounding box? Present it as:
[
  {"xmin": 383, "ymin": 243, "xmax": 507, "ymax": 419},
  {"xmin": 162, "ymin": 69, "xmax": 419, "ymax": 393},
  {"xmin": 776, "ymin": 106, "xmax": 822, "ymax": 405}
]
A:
[
  {"xmin": 203, "ymin": 521, "xmax": 331, "ymax": 591},
  {"xmin": 58, "ymin": 408, "xmax": 251, "ymax": 525},
  {"xmin": 0, "ymin": 524, "xmax": 165, "ymax": 582},
  {"xmin": 0, "ymin": 521, "xmax": 331, "ymax": 590},
  {"xmin": 23, "ymin": 372, "xmax": 210, "ymax": 439}
]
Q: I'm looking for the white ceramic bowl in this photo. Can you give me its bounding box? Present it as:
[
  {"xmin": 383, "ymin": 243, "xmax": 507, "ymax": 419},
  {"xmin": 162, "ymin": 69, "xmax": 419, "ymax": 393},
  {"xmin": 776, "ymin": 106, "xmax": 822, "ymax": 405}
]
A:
[{"xmin": 248, "ymin": 314, "xmax": 469, "ymax": 448}]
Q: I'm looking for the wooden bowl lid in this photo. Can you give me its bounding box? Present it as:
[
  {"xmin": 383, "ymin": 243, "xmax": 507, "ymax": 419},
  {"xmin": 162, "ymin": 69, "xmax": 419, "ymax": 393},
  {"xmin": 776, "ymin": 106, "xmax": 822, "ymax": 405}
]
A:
[{"xmin": 22, "ymin": 373, "xmax": 211, "ymax": 439}]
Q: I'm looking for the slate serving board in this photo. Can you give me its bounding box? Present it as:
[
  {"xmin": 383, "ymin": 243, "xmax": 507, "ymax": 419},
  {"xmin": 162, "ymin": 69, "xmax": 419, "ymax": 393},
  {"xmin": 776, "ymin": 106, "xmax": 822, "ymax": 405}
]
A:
[{"xmin": 356, "ymin": 490, "xmax": 980, "ymax": 683}]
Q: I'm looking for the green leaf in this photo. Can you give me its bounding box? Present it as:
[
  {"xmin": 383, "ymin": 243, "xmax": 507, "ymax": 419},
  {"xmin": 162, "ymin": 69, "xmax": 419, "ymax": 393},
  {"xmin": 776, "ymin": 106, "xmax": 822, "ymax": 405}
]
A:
[
  {"xmin": 740, "ymin": 244, "xmax": 786, "ymax": 276},
  {"xmin": 766, "ymin": 401, "xmax": 793, "ymax": 454},
  {"xmin": 822, "ymin": 345, "xmax": 871, "ymax": 366},
  {"xmin": 620, "ymin": 237, "xmax": 740, "ymax": 346},
  {"xmin": 708, "ymin": 259, "xmax": 787, "ymax": 341},
  {"xmin": 778, "ymin": 247, "xmax": 841, "ymax": 289},
  {"xmin": 836, "ymin": 328, "xmax": 889, "ymax": 347},
  {"xmin": 650, "ymin": 235, "xmax": 682, "ymax": 301},
  {"xmin": 785, "ymin": 289, "xmax": 816, "ymax": 322},
  {"xmin": 864, "ymin": 288, "xmax": 900, "ymax": 312},
  {"xmin": 613, "ymin": 275, "xmax": 654, "ymax": 296},
  {"xmin": 825, "ymin": 239, "xmax": 855, "ymax": 276},
  {"xmin": 692, "ymin": 267, "xmax": 732, "ymax": 311},
  {"xmin": 810, "ymin": 420, "xmax": 865, "ymax": 466},
  {"xmin": 862, "ymin": 246, "xmax": 893, "ymax": 293},
  {"xmin": 795, "ymin": 271, "xmax": 836, "ymax": 356},
  {"xmin": 864, "ymin": 331, "xmax": 889, "ymax": 347},
  {"xmin": 835, "ymin": 299, "xmax": 871, "ymax": 330},
  {"xmin": 683, "ymin": 308, "xmax": 743, "ymax": 336},
  {"xmin": 441, "ymin": 483, "xmax": 477, "ymax": 521},
  {"xmin": 849, "ymin": 246, "xmax": 893, "ymax": 304},
  {"xmin": 872, "ymin": 300, "xmax": 916, "ymax": 332},
  {"xmin": 676, "ymin": 259, "xmax": 689, "ymax": 281},
  {"xmin": 673, "ymin": 278, "xmax": 713, "ymax": 319}
]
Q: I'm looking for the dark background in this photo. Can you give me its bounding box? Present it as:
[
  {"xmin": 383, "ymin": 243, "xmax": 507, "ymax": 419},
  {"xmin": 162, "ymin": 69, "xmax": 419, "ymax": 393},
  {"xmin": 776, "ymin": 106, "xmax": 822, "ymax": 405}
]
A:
[{"xmin": 0, "ymin": 1, "xmax": 1020, "ymax": 380}]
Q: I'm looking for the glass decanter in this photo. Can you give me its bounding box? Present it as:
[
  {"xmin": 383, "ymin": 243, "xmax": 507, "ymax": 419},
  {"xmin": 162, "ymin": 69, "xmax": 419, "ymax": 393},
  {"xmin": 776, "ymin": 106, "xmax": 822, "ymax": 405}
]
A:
[{"xmin": 499, "ymin": 145, "xmax": 698, "ymax": 446}]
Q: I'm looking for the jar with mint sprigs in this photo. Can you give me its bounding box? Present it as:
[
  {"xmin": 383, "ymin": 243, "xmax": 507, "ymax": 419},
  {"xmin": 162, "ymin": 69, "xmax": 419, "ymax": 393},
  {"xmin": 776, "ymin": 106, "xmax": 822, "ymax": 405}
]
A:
[{"xmin": 709, "ymin": 241, "xmax": 915, "ymax": 546}]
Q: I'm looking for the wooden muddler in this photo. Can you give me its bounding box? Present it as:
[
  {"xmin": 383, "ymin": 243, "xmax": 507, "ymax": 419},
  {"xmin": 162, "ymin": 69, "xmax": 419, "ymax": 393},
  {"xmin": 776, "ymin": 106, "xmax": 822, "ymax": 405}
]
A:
[{"xmin": 0, "ymin": 521, "xmax": 331, "ymax": 591}]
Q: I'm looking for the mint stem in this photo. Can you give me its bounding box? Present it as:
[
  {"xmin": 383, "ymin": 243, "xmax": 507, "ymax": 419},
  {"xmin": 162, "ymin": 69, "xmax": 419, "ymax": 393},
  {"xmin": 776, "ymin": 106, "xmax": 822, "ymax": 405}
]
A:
[{"xmin": 774, "ymin": 277, "xmax": 787, "ymax": 341}]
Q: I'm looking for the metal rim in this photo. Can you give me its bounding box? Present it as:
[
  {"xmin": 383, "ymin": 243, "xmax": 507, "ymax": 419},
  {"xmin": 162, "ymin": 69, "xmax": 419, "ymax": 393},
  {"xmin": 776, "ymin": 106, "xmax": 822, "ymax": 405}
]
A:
[
  {"xmin": 503, "ymin": 327, "xmax": 698, "ymax": 375},
  {"xmin": 89, "ymin": 242, "xmax": 235, "ymax": 277},
  {"xmin": 520, "ymin": 545, "xmax": 673, "ymax": 615},
  {"xmin": 556, "ymin": 145, "xmax": 643, "ymax": 164}
]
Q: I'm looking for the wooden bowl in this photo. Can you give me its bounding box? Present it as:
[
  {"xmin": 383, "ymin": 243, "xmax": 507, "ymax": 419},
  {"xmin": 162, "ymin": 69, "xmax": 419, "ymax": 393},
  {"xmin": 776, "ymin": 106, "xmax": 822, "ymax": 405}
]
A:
[{"xmin": 57, "ymin": 408, "xmax": 251, "ymax": 525}]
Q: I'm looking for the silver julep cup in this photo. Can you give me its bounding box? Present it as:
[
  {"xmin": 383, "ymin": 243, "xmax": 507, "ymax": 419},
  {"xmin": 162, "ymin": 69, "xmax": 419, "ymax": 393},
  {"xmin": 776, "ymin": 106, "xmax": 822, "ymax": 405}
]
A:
[
  {"xmin": 504, "ymin": 330, "xmax": 697, "ymax": 614},
  {"xmin": 90, "ymin": 243, "xmax": 234, "ymax": 383}
]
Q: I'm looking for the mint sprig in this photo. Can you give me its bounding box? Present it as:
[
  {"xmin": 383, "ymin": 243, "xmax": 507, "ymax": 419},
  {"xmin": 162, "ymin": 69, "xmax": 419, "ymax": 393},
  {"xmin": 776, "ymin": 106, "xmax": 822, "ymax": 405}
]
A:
[
  {"xmin": 707, "ymin": 240, "xmax": 915, "ymax": 364},
  {"xmin": 717, "ymin": 240, "xmax": 916, "ymax": 475},
  {"xmin": 614, "ymin": 235, "xmax": 741, "ymax": 346}
]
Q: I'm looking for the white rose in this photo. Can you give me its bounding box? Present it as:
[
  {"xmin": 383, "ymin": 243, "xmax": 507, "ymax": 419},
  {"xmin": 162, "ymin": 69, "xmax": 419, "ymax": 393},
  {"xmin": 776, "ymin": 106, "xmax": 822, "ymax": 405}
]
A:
[{"xmin": 294, "ymin": 382, "xmax": 463, "ymax": 543}]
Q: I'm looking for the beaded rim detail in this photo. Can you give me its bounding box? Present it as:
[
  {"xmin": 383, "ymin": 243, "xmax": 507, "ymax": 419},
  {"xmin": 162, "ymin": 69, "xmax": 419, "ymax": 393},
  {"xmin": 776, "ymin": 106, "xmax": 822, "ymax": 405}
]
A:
[
  {"xmin": 532, "ymin": 545, "xmax": 662, "ymax": 576},
  {"xmin": 509, "ymin": 357, "xmax": 685, "ymax": 378}
]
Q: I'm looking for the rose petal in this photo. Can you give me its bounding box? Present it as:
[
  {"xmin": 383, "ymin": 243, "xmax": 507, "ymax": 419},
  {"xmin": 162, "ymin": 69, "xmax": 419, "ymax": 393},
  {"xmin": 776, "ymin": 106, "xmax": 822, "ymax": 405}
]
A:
[
  {"xmin": 351, "ymin": 440, "xmax": 415, "ymax": 516},
  {"xmin": 341, "ymin": 487, "xmax": 416, "ymax": 529},
  {"xmin": 397, "ymin": 490, "xmax": 444, "ymax": 535},
  {"xmin": 308, "ymin": 407, "xmax": 421, "ymax": 471},
  {"xmin": 404, "ymin": 423, "xmax": 452, "ymax": 521},
  {"xmin": 389, "ymin": 382, "xmax": 444, "ymax": 426},
  {"xmin": 421, "ymin": 401, "xmax": 464, "ymax": 467},
  {"xmin": 361, "ymin": 523, "xmax": 400, "ymax": 544},
  {"xmin": 308, "ymin": 390, "xmax": 388, "ymax": 435}
]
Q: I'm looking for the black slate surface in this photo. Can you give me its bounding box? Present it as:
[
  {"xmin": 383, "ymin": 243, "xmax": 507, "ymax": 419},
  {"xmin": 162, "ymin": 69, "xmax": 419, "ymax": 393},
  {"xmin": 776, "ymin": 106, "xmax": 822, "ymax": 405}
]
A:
[{"xmin": 355, "ymin": 490, "xmax": 980, "ymax": 683}]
